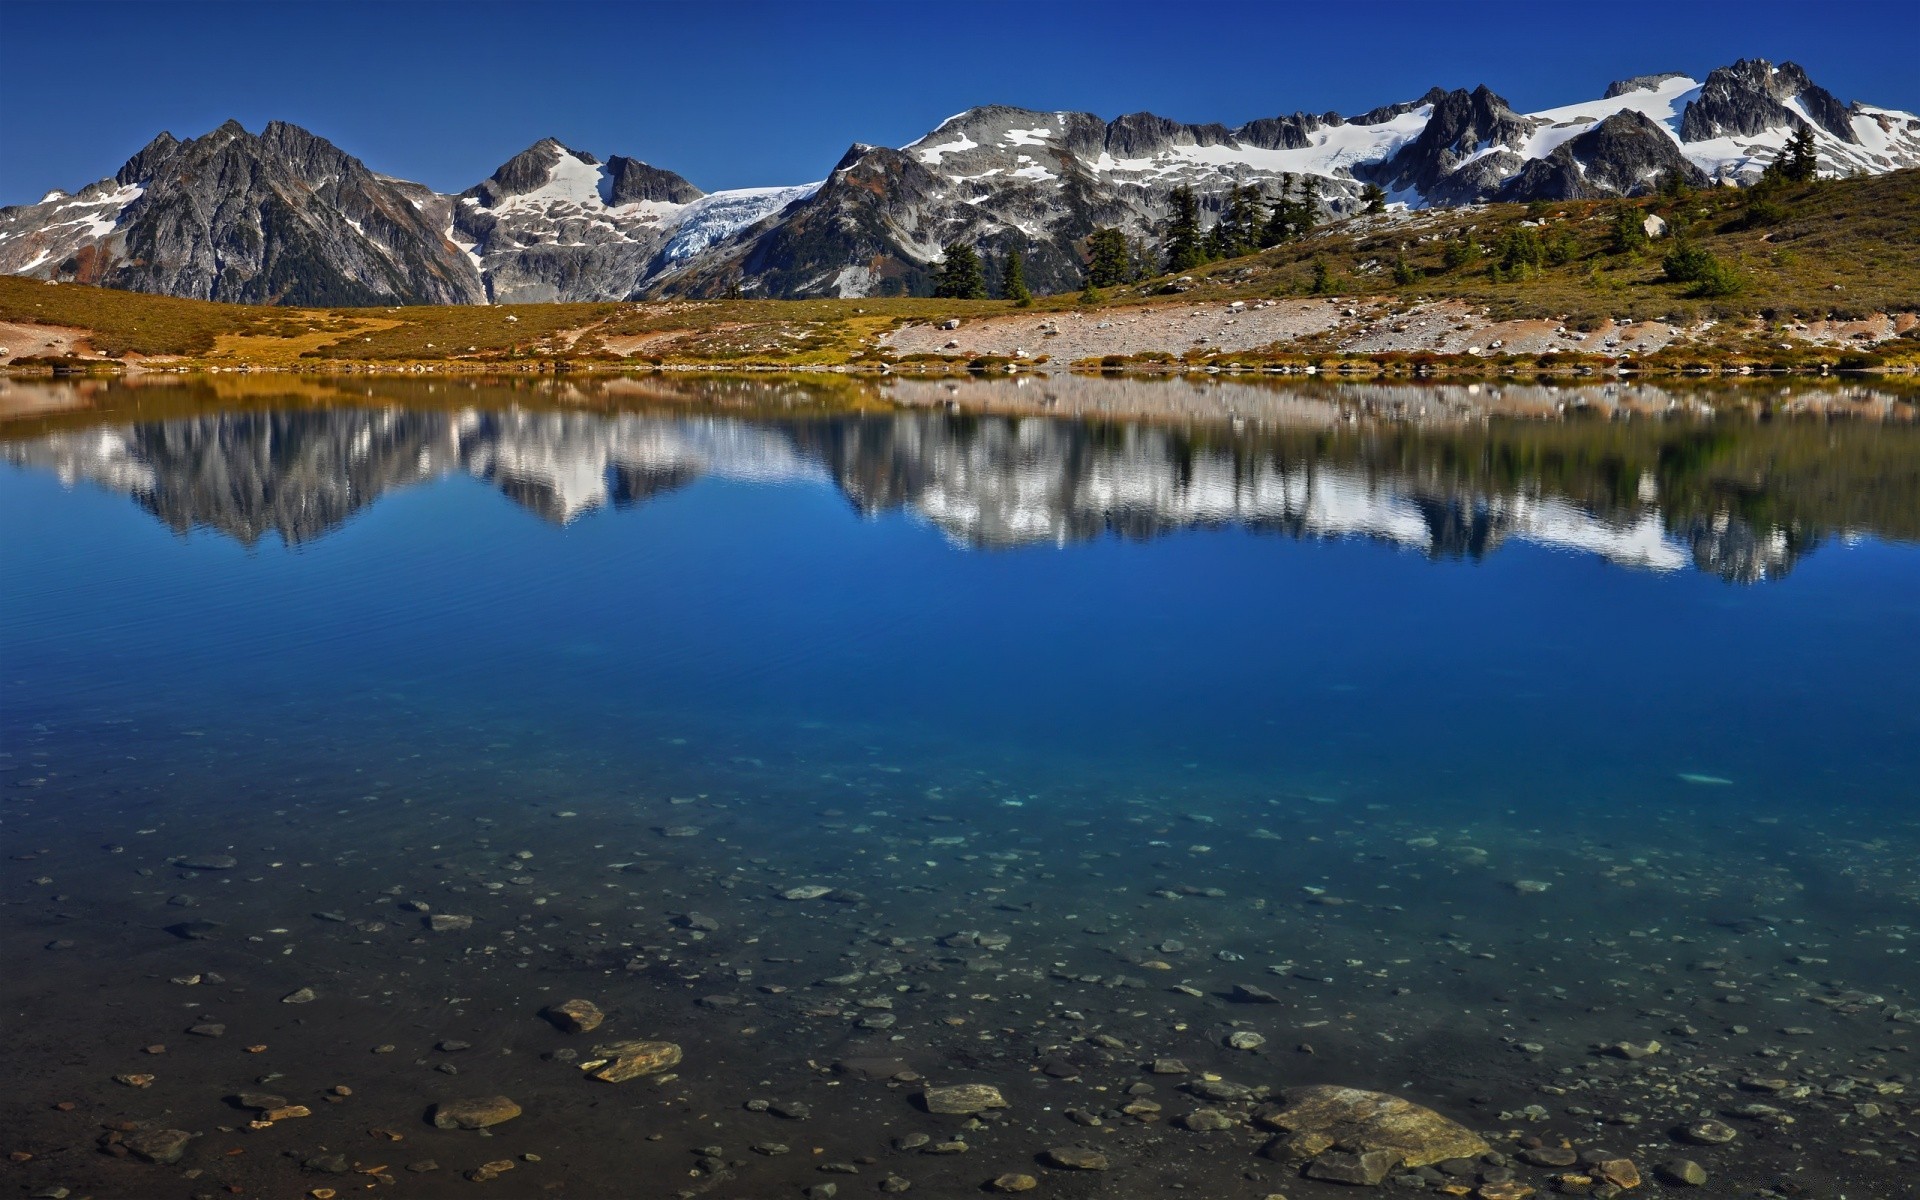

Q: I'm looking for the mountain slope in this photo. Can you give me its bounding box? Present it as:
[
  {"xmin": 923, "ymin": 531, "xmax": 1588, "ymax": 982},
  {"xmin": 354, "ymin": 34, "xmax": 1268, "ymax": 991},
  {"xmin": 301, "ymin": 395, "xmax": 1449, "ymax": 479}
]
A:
[{"xmin": 2, "ymin": 58, "xmax": 1916, "ymax": 304}]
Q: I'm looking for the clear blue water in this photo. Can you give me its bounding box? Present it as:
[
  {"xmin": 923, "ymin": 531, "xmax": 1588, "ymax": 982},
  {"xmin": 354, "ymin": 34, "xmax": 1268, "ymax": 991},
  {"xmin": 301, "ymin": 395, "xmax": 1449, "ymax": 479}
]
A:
[{"xmin": 2, "ymin": 378, "xmax": 1917, "ymax": 1197}]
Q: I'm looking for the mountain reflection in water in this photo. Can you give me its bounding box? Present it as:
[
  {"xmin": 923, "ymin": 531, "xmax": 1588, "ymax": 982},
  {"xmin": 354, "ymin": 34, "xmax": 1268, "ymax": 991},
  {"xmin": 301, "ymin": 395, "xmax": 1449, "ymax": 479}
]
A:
[{"xmin": 3, "ymin": 374, "xmax": 1917, "ymax": 583}]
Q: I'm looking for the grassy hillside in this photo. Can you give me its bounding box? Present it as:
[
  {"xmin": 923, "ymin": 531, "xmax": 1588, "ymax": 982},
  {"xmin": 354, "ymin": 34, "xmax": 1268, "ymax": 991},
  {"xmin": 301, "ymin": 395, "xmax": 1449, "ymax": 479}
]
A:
[
  {"xmin": 1153, "ymin": 167, "xmax": 1920, "ymax": 325},
  {"xmin": 2, "ymin": 168, "xmax": 1917, "ymax": 372}
]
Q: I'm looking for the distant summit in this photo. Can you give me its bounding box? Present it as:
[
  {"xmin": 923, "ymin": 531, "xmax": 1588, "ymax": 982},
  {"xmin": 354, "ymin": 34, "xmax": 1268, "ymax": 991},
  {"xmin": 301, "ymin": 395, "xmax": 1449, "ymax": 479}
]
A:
[{"xmin": 2, "ymin": 59, "xmax": 1916, "ymax": 302}]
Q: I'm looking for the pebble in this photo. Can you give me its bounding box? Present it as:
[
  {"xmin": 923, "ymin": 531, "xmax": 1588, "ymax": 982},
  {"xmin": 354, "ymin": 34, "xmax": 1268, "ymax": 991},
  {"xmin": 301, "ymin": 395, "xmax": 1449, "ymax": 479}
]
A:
[
  {"xmin": 1657, "ymin": 1160, "xmax": 1709, "ymax": 1186},
  {"xmin": 990, "ymin": 1173, "xmax": 1037, "ymax": 1192}
]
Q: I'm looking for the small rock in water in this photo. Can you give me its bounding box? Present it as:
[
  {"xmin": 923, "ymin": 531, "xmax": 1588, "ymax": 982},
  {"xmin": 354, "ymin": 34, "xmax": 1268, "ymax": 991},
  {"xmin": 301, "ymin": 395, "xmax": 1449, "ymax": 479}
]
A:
[
  {"xmin": 922, "ymin": 1084, "xmax": 1008, "ymax": 1115},
  {"xmin": 1043, "ymin": 1146, "xmax": 1108, "ymax": 1170},
  {"xmin": 172, "ymin": 855, "xmax": 237, "ymax": 870},
  {"xmin": 1226, "ymin": 1031, "xmax": 1267, "ymax": 1051},
  {"xmin": 427, "ymin": 914, "xmax": 473, "ymax": 932},
  {"xmin": 1658, "ymin": 1159, "xmax": 1709, "ymax": 1186},
  {"xmin": 1603, "ymin": 1040, "xmax": 1661, "ymax": 1059},
  {"xmin": 281, "ymin": 987, "xmax": 318, "ymax": 1005},
  {"xmin": 989, "ymin": 1174, "xmax": 1037, "ymax": 1192},
  {"xmin": 782, "ymin": 885, "xmax": 833, "ymax": 900},
  {"xmin": 586, "ymin": 1039, "xmax": 682, "ymax": 1082},
  {"xmin": 430, "ymin": 1096, "xmax": 522, "ymax": 1129},
  {"xmin": 123, "ymin": 1128, "xmax": 193, "ymax": 1164},
  {"xmin": 544, "ymin": 998, "xmax": 604, "ymax": 1033}
]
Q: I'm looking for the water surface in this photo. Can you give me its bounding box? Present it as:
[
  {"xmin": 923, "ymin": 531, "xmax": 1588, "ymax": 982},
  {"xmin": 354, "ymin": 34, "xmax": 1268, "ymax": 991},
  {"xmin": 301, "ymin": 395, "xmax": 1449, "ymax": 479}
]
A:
[{"xmin": 2, "ymin": 374, "xmax": 1917, "ymax": 1198}]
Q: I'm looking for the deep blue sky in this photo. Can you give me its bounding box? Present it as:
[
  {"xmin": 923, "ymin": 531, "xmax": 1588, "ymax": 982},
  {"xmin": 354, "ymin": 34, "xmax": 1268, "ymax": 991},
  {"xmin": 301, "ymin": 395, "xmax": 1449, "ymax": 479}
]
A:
[{"xmin": 4, "ymin": 0, "xmax": 1916, "ymax": 206}]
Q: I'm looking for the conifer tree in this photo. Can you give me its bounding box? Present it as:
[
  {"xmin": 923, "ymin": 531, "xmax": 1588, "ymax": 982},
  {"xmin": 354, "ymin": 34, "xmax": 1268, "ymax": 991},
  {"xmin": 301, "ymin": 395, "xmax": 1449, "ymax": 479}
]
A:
[
  {"xmin": 1609, "ymin": 203, "xmax": 1650, "ymax": 255},
  {"xmin": 1086, "ymin": 227, "xmax": 1132, "ymax": 288},
  {"xmin": 933, "ymin": 242, "xmax": 986, "ymax": 299},
  {"xmin": 1003, "ymin": 247, "xmax": 1032, "ymax": 306},
  {"xmin": 1163, "ymin": 185, "xmax": 1204, "ymax": 273},
  {"xmin": 1360, "ymin": 183, "xmax": 1387, "ymax": 215}
]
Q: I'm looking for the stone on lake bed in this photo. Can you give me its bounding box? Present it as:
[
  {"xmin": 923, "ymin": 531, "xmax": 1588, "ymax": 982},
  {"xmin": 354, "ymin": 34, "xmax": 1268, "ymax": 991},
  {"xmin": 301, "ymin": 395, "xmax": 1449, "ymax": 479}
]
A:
[
  {"xmin": 1043, "ymin": 1146, "xmax": 1108, "ymax": 1170},
  {"xmin": 1659, "ymin": 1159, "xmax": 1709, "ymax": 1186},
  {"xmin": 1304, "ymin": 1148, "xmax": 1400, "ymax": 1185},
  {"xmin": 1257, "ymin": 1085, "xmax": 1488, "ymax": 1168},
  {"xmin": 922, "ymin": 1083, "xmax": 1008, "ymax": 1114},
  {"xmin": 427, "ymin": 914, "xmax": 473, "ymax": 932},
  {"xmin": 1226, "ymin": 1031, "xmax": 1267, "ymax": 1050},
  {"xmin": 545, "ymin": 998, "xmax": 604, "ymax": 1033},
  {"xmin": 123, "ymin": 1127, "xmax": 193, "ymax": 1164},
  {"xmin": 430, "ymin": 1096, "xmax": 522, "ymax": 1129},
  {"xmin": 586, "ymin": 1039, "xmax": 682, "ymax": 1082},
  {"xmin": 172, "ymin": 855, "xmax": 237, "ymax": 870},
  {"xmin": 281, "ymin": 987, "xmax": 317, "ymax": 1004},
  {"xmin": 990, "ymin": 1174, "xmax": 1037, "ymax": 1192},
  {"xmin": 782, "ymin": 885, "xmax": 833, "ymax": 900}
]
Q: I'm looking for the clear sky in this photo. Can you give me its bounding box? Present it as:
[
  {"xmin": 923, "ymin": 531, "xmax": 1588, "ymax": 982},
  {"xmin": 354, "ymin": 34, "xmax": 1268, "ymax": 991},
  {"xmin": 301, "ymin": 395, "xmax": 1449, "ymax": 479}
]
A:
[{"xmin": 4, "ymin": 0, "xmax": 1916, "ymax": 207}]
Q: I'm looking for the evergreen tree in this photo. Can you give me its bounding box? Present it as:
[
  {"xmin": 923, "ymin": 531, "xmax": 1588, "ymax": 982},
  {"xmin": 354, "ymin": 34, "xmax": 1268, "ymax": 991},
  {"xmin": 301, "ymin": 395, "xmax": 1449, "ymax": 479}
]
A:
[
  {"xmin": 1441, "ymin": 236, "xmax": 1477, "ymax": 272},
  {"xmin": 1360, "ymin": 183, "xmax": 1388, "ymax": 215},
  {"xmin": 1003, "ymin": 247, "xmax": 1032, "ymax": 306},
  {"xmin": 1768, "ymin": 127, "xmax": 1820, "ymax": 183},
  {"xmin": 1658, "ymin": 168, "xmax": 1693, "ymax": 201},
  {"xmin": 1391, "ymin": 254, "xmax": 1418, "ymax": 285},
  {"xmin": 1298, "ymin": 176, "xmax": 1321, "ymax": 234},
  {"xmin": 1608, "ymin": 203, "xmax": 1650, "ymax": 255},
  {"xmin": 933, "ymin": 242, "xmax": 986, "ymax": 299},
  {"xmin": 1086, "ymin": 227, "xmax": 1133, "ymax": 288},
  {"xmin": 1309, "ymin": 257, "xmax": 1335, "ymax": 295},
  {"xmin": 1164, "ymin": 185, "xmax": 1205, "ymax": 273}
]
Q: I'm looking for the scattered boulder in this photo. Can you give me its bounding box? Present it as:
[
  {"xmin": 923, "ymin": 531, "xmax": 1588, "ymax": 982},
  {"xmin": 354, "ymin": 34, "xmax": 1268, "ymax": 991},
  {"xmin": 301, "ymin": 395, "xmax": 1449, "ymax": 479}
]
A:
[{"xmin": 123, "ymin": 1128, "xmax": 193, "ymax": 1164}]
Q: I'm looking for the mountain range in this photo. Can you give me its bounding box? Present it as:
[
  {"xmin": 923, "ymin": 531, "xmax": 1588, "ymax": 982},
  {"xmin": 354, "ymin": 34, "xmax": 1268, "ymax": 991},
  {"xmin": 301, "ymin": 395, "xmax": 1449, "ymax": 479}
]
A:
[{"xmin": 2, "ymin": 58, "xmax": 1916, "ymax": 305}]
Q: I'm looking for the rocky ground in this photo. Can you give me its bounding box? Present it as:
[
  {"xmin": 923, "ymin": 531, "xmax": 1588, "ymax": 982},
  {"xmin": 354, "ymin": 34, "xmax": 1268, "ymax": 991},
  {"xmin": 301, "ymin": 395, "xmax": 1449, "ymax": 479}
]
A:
[
  {"xmin": 881, "ymin": 300, "xmax": 1920, "ymax": 365},
  {"xmin": 2, "ymin": 700, "xmax": 1915, "ymax": 1200}
]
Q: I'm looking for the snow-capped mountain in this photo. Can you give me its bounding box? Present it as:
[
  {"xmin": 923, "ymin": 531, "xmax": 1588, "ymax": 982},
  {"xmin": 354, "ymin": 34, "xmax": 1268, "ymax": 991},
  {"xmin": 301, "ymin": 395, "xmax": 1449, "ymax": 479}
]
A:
[{"xmin": 1, "ymin": 58, "xmax": 1915, "ymax": 303}]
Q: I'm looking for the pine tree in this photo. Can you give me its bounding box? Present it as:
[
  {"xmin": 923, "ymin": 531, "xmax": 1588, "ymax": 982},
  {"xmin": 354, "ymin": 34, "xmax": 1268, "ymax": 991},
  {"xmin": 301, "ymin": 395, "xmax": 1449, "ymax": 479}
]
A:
[
  {"xmin": 1003, "ymin": 247, "xmax": 1032, "ymax": 306},
  {"xmin": 933, "ymin": 242, "xmax": 986, "ymax": 299},
  {"xmin": 1086, "ymin": 227, "xmax": 1132, "ymax": 288},
  {"xmin": 1360, "ymin": 183, "xmax": 1387, "ymax": 215},
  {"xmin": 1163, "ymin": 185, "xmax": 1204, "ymax": 273},
  {"xmin": 1391, "ymin": 254, "xmax": 1417, "ymax": 285},
  {"xmin": 1298, "ymin": 176, "xmax": 1321, "ymax": 234},
  {"xmin": 1782, "ymin": 127, "xmax": 1819, "ymax": 182}
]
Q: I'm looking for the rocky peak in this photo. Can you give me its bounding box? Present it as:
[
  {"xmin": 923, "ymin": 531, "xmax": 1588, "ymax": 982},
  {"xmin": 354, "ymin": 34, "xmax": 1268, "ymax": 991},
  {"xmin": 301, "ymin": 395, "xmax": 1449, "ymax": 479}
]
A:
[
  {"xmin": 115, "ymin": 131, "xmax": 181, "ymax": 185},
  {"xmin": 1604, "ymin": 72, "xmax": 1692, "ymax": 99},
  {"xmin": 1349, "ymin": 87, "xmax": 1451, "ymax": 127},
  {"xmin": 604, "ymin": 156, "xmax": 702, "ymax": 206},
  {"xmin": 469, "ymin": 138, "xmax": 599, "ymax": 206},
  {"xmin": 1362, "ymin": 84, "xmax": 1533, "ymax": 196},
  {"xmin": 1681, "ymin": 58, "xmax": 1856, "ymax": 144}
]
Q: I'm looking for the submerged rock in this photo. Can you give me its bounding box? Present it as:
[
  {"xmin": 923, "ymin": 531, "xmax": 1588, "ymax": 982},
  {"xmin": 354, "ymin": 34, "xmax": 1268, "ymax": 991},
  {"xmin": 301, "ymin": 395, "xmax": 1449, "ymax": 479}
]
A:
[
  {"xmin": 430, "ymin": 1096, "xmax": 522, "ymax": 1129},
  {"xmin": 1258, "ymin": 1085, "xmax": 1488, "ymax": 1168},
  {"xmin": 922, "ymin": 1083, "xmax": 1008, "ymax": 1115},
  {"xmin": 123, "ymin": 1127, "xmax": 193, "ymax": 1164},
  {"xmin": 586, "ymin": 1038, "xmax": 682, "ymax": 1082},
  {"xmin": 544, "ymin": 998, "xmax": 604, "ymax": 1033}
]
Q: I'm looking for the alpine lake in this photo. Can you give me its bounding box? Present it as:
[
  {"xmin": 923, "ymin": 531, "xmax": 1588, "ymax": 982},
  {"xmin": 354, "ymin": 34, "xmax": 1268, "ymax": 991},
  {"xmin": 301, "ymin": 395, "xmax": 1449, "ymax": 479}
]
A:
[{"xmin": 2, "ymin": 371, "xmax": 1917, "ymax": 1200}]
